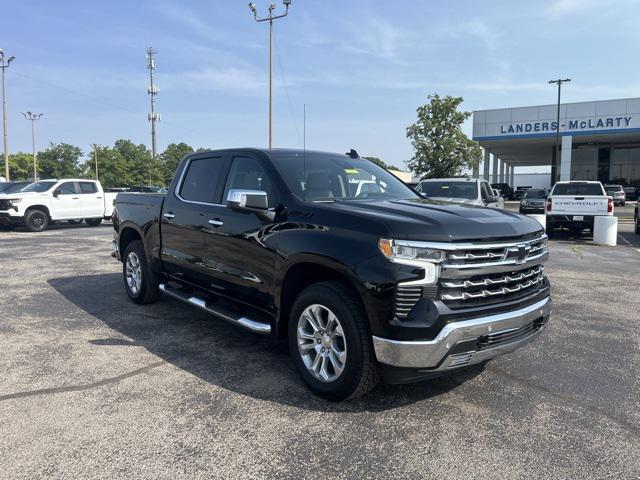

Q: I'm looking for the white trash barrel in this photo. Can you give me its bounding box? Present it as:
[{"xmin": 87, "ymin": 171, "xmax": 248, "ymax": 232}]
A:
[
  {"xmin": 527, "ymin": 214, "xmax": 546, "ymax": 231},
  {"xmin": 593, "ymin": 216, "xmax": 617, "ymax": 246}
]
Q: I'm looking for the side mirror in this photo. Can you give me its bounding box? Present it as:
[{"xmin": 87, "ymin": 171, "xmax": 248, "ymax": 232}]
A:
[
  {"xmin": 53, "ymin": 189, "xmax": 61, "ymax": 198},
  {"xmin": 227, "ymin": 189, "xmax": 268, "ymax": 211}
]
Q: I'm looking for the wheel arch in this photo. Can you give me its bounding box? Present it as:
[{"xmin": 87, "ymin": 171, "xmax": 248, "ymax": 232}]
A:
[
  {"xmin": 25, "ymin": 204, "xmax": 51, "ymax": 219},
  {"xmin": 276, "ymin": 256, "xmax": 367, "ymax": 339}
]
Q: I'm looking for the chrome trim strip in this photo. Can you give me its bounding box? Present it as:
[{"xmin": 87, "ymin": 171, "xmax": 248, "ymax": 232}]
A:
[
  {"xmin": 372, "ymin": 296, "xmax": 550, "ymax": 369},
  {"xmin": 159, "ymin": 283, "xmax": 271, "ymax": 334},
  {"xmin": 442, "ymin": 266, "xmax": 543, "ymax": 289},
  {"xmin": 393, "ymin": 235, "xmax": 547, "ymax": 251}
]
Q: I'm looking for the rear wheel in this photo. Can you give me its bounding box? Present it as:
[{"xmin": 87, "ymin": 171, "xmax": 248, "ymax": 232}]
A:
[
  {"xmin": 85, "ymin": 218, "xmax": 102, "ymax": 227},
  {"xmin": 24, "ymin": 209, "xmax": 49, "ymax": 232},
  {"xmin": 122, "ymin": 240, "xmax": 161, "ymax": 304},
  {"xmin": 288, "ymin": 281, "xmax": 380, "ymax": 401}
]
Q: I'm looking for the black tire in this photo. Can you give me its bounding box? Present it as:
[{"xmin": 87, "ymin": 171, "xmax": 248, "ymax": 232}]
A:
[
  {"xmin": 24, "ymin": 209, "xmax": 49, "ymax": 232},
  {"xmin": 635, "ymin": 213, "xmax": 640, "ymax": 234},
  {"xmin": 122, "ymin": 240, "xmax": 161, "ymax": 304},
  {"xmin": 68, "ymin": 219, "xmax": 83, "ymax": 225},
  {"xmin": 85, "ymin": 218, "xmax": 102, "ymax": 227},
  {"xmin": 621, "ymin": 201, "xmax": 625, "ymax": 207},
  {"xmin": 288, "ymin": 281, "xmax": 380, "ymax": 401}
]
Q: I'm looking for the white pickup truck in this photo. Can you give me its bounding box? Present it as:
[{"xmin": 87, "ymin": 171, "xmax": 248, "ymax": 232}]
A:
[
  {"xmin": 0, "ymin": 179, "xmax": 116, "ymax": 232},
  {"xmin": 546, "ymin": 180, "xmax": 613, "ymax": 235}
]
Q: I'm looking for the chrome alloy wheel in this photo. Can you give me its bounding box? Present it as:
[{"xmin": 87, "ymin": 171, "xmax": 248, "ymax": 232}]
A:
[
  {"xmin": 125, "ymin": 252, "xmax": 142, "ymax": 295},
  {"xmin": 297, "ymin": 304, "xmax": 347, "ymax": 383}
]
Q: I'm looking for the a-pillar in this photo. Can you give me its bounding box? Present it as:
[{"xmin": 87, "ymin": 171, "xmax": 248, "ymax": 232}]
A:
[
  {"xmin": 560, "ymin": 135, "xmax": 572, "ymax": 181},
  {"xmin": 492, "ymin": 155, "xmax": 499, "ymax": 183}
]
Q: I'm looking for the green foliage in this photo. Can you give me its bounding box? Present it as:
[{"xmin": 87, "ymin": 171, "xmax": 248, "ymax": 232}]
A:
[
  {"xmin": 160, "ymin": 142, "xmax": 194, "ymax": 184},
  {"xmin": 406, "ymin": 94, "xmax": 481, "ymax": 178},
  {"xmin": 37, "ymin": 143, "xmax": 83, "ymax": 179},
  {"xmin": 8, "ymin": 152, "xmax": 34, "ymax": 180},
  {"xmin": 363, "ymin": 156, "xmax": 401, "ymax": 171}
]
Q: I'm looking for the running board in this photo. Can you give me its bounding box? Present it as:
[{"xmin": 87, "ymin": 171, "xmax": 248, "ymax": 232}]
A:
[{"xmin": 159, "ymin": 283, "xmax": 271, "ymax": 334}]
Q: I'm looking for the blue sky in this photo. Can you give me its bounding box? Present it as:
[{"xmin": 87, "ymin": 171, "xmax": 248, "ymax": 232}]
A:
[{"xmin": 3, "ymin": 0, "xmax": 640, "ymax": 169}]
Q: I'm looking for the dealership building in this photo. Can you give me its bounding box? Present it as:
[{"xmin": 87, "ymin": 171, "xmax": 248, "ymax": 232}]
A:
[{"xmin": 472, "ymin": 97, "xmax": 640, "ymax": 188}]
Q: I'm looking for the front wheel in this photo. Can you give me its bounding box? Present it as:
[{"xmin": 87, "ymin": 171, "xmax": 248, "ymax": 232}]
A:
[
  {"xmin": 24, "ymin": 209, "xmax": 49, "ymax": 232},
  {"xmin": 288, "ymin": 281, "xmax": 380, "ymax": 401},
  {"xmin": 122, "ymin": 240, "xmax": 161, "ymax": 304},
  {"xmin": 85, "ymin": 218, "xmax": 102, "ymax": 227}
]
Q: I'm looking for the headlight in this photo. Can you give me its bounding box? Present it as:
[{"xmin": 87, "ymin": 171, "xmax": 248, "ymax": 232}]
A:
[
  {"xmin": 378, "ymin": 239, "xmax": 445, "ymax": 285},
  {"xmin": 9, "ymin": 198, "xmax": 22, "ymax": 204},
  {"xmin": 521, "ymin": 200, "xmax": 529, "ymax": 206}
]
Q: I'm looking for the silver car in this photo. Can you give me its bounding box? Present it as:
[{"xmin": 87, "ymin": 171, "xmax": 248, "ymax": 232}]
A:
[{"xmin": 604, "ymin": 184, "xmax": 626, "ymax": 206}]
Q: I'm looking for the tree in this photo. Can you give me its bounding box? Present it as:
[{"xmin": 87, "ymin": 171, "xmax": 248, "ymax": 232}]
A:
[
  {"xmin": 363, "ymin": 156, "xmax": 401, "ymax": 171},
  {"xmin": 37, "ymin": 143, "xmax": 83, "ymax": 179},
  {"xmin": 160, "ymin": 142, "xmax": 194, "ymax": 184},
  {"xmin": 406, "ymin": 94, "xmax": 481, "ymax": 178},
  {"xmin": 8, "ymin": 152, "xmax": 34, "ymax": 180}
]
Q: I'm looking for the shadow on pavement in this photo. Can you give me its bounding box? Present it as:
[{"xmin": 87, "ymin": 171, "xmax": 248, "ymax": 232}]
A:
[{"xmin": 48, "ymin": 272, "xmax": 484, "ymax": 412}]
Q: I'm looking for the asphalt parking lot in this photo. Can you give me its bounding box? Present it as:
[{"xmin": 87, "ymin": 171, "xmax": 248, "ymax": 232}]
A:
[{"xmin": 1, "ymin": 224, "xmax": 639, "ymax": 479}]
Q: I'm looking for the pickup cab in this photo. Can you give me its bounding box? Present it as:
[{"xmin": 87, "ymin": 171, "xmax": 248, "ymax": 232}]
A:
[
  {"xmin": 112, "ymin": 148, "xmax": 551, "ymax": 400},
  {"xmin": 546, "ymin": 181, "xmax": 613, "ymax": 235},
  {"xmin": 0, "ymin": 179, "xmax": 116, "ymax": 232}
]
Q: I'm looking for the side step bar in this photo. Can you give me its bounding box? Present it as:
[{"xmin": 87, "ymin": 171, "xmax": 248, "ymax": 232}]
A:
[{"xmin": 159, "ymin": 283, "xmax": 271, "ymax": 334}]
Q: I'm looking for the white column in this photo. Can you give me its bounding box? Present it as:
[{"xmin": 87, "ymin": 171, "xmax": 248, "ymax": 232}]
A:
[
  {"xmin": 510, "ymin": 165, "xmax": 515, "ymax": 187},
  {"xmin": 483, "ymin": 149, "xmax": 490, "ymax": 181},
  {"xmin": 499, "ymin": 160, "xmax": 506, "ymax": 183},
  {"xmin": 492, "ymin": 155, "xmax": 499, "ymax": 183},
  {"xmin": 560, "ymin": 135, "xmax": 572, "ymax": 181}
]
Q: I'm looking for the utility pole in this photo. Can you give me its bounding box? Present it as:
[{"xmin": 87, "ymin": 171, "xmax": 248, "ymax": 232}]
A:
[
  {"xmin": 249, "ymin": 1, "xmax": 292, "ymax": 150},
  {"xmin": 147, "ymin": 47, "xmax": 159, "ymax": 159},
  {"xmin": 22, "ymin": 111, "xmax": 43, "ymax": 181},
  {"xmin": 91, "ymin": 143, "xmax": 98, "ymax": 181},
  {"xmin": 548, "ymin": 78, "xmax": 571, "ymax": 185},
  {"xmin": 0, "ymin": 49, "xmax": 15, "ymax": 180}
]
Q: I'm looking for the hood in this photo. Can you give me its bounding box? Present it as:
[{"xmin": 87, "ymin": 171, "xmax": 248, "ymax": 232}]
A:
[
  {"xmin": 524, "ymin": 199, "xmax": 545, "ymax": 204},
  {"xmin": 0, "ymin": 191, "xmax": 46, "ymax": 199},
  {"xmin": 326, "ymin": 198, "xmax": 544, "ymax": 242}
]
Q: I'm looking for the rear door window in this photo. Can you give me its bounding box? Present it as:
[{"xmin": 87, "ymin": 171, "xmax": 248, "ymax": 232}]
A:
[
  {"xmin": 79, "ymin": 182, "xmax": 98, "ymax": 194},
  {"xmin": 179, "ymin": 157, "xmax": 226, "ymax": 204}
]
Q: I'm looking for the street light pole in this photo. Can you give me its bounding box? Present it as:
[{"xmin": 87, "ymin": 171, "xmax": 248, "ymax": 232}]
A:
[
  {"xmin": 22, "ymin": 111, "xmax": 43, "ymax": 181},
  {"xmin": 249, "ymin": 1, "xmax": 292, "ymax": 150},
  {"xmin": 91, "ymin": 144, "xmax": 98, "ymax": 181},
  {"xmin": 0, "ymin": 49, "xmax": 15, "ymax": 181},
  {"xmin": 548, "ymin": 78, "xmax": 571, "ymax": 185}
]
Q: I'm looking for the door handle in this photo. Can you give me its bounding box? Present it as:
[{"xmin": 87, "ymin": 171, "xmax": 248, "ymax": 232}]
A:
[
  {"xmin": 163, "ymin": 212, "xmax": 176, "ymax": 219},
  {"xmin": 208, "ymin": 219, "xmax": 224, "ymax": 227},
  {"xmin": 72, "ymin": 197, "xmax": 80, "ymax": 200},
  {"xmin": 97, "ymin": 196, "xmax": 103, "ymax": 199}
]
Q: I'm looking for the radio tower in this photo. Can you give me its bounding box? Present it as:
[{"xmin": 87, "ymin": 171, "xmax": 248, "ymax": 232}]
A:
[{"xmin": 146, "ymin": 47, "xmax": 159, "ymax": 160}]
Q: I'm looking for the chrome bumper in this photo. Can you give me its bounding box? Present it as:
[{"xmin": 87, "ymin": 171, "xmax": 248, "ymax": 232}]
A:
[
  {"xmin": 373, "ymin": 296, "xmax": 551, "ymax": 370},
  {"xmin": 111, "ymin": 239, "xmax": 120, "ymax": 260}
]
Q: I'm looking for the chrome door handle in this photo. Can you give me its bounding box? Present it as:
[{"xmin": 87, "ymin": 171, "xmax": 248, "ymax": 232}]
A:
[
  {"xmin": 72, "ymin": 197, "xmax": 80, "ymax": 200},
  {"xmin": 208, "ymin": 219, "xmax": 224, "ymax": 226},
  {"xmin": 163, "ymin": 213, "xmax": 176, "ymax": 219}
]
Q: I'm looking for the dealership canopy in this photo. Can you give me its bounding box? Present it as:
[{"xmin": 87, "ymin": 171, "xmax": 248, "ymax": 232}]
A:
[{"xmin": 472, "ymin": 98, "xmax": 640, "ymax": 187}]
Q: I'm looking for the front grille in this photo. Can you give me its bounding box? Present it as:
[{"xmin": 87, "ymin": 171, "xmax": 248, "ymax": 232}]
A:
[
  {"xmin": 441, "ymin": 266, "xmax": 544, "ymax": 301},
  {"xmin": 477, "ymin": 318, "xmax": 544, "ymax": 350},
  {"xmin": 445, "ymin": 236, "xmax": 547, "ymax": 269}
]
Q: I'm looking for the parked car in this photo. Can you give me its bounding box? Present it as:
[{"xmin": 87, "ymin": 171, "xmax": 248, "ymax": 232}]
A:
[
  {"xmin": 0, "ymin": 181, "xmax": 32, "ymax": 195},
  {"xmin": 635, "ymin": 201, "xmax": 640, "ymax": 234},
  {"xmin": 416, "ymin": 178, "xmax": 504, "ymax": 208},
  {"xmin": 622, "ymin": 185, "xmax": 638, "ymax": 201},
  {"xmin": 0, "ymin": 179, "xmax": 117, "ymax": 232},
  {"xmin": 546, "ymin": 181, "xmax": 612, "ymax": 235},
  {"xmin": 111, "ymin": 148, "xmax": 551, "ymax": 400},
  {"xmin": 491, "ymin": 182, "xmax": 514, "ymax": 200},
  {"xmin": 128, "ymin": 185, "xmax": 164, "ymax": 193},
  {"xmin": 519, "ymin": 189, "xmax": 548, "ymax": 214},
  {"xmin": 604, "ymin": 184, "xmax": 626, "ymax": 206},
  {"xmin": 513, "ymin": 187, "xmax": 532, "ymax": 201}
]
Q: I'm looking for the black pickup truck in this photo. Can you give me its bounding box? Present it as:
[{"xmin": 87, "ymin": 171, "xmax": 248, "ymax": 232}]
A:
[{"xmin": 112, "ymin": 148, "xmax": 551, "ymax": 400}]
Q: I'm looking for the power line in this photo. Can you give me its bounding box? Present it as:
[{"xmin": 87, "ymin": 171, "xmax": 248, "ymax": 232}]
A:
[{"xmin": 272, "ymin": 28, "xmax": 301, "ymax": 147}]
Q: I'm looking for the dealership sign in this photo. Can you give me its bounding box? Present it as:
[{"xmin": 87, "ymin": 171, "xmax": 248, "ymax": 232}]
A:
[{"xmin": 500, "ymin": 116, "xmax": 632, "ymax": 135}]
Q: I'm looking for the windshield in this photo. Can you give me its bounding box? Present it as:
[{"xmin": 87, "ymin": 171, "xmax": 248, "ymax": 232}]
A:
[
  {"xmin": 524, "ymin": 190, "xmax": 546, "ymax": 199},
  {"xmin": 270, "ymin": 151, "xmax": 419, "ymax": 201},
  {"xmin": 20, "ymin": 181, "xmax": 57, "ymax": 193},
  {"xmin": 605, "ymin": 186, "xmax": 622, "ymax": 193},
  {"xmin": 418, "ymin": 181, "xmax": 477, "ymax": 199},
  {"xmin": 553, "ymin": 183, "xmax": 604, "ymax": 196}
]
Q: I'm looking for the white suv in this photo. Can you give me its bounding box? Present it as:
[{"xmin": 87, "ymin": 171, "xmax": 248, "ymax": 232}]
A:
[
  {"xmin": 0, "ymin": 179, "xmax": 116, "ymax": 232},
  {"xmin": 416, "ymin": 178, "xmax": 504, "ymax": 209}
]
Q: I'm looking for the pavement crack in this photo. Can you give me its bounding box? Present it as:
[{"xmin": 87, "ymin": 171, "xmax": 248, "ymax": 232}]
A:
[
  {"xmin": 0, "ymin": 360, "xmax": 166, "ymax": 402},
  {"xmin": 488, "ymin": 364, "xmax": 640, "ymax": 439}
]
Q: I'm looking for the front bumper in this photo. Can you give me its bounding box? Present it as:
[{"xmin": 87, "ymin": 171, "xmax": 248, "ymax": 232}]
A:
[
  {"xmin": 372, "ymin": 296, "xmax": 550, "ymax": 370},
  {"xmin": 0, "ymin": 212, "xmax": 24, "ymax": 225}
]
